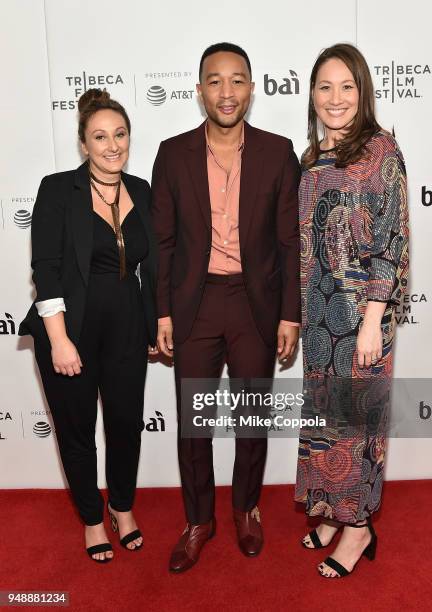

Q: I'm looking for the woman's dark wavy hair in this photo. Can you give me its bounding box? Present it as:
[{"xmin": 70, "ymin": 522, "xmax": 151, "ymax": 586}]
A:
[{"xmin": 303, "ymin": 43, "xmax": 381, "ymax": 168}]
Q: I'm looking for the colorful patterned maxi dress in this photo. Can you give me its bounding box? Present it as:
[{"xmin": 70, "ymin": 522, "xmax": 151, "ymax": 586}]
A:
[{"xmin": 294, "ymin": 130, "xmax": 409, "ymax": 523}]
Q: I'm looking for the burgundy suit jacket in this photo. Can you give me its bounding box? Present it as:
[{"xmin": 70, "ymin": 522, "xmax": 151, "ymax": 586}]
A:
[{"xmin": 151, "ymin": 121, "xmax": 301, "ymax": 346}]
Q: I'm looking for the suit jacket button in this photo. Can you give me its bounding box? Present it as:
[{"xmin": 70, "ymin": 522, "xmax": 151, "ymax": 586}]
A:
[{"xmin": 205, "ymin": 250, "xmax": 210, "ymax": 256}]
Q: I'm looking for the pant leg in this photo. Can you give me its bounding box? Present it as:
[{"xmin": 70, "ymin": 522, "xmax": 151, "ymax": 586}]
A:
[
  {"xmin": 174, "ymin": 281, "xmax": 226, "ymax": 525},
  {"xmin": 98, "ymin": 275, "xmax": 148, "ymax": 512},
  {"xmin": 34, "ymin": 340, "xmax": 103, "ymax": 525},
  {"xmin": 224, "ymin": 278, "xmax": 277, "ymax": 512}
]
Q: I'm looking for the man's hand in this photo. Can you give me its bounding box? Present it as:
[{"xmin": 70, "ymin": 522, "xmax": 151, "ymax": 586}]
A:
[
  {"xmin": 277, "ymin": 321, "xmax": 299, "ymax": 362},
  {"xmin": 157, "ymin": 317, "xmax": 174, "ymax": 357}
]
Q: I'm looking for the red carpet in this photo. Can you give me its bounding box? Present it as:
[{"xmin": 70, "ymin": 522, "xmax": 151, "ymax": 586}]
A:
[{"xmin": 2, "ymin": 481, "xmax": 432, "ymax": 611}]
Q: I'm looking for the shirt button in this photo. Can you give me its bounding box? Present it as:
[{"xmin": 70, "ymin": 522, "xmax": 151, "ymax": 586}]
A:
[
  {"xmin": 221, "ymin": 188, "xmax": 225, "ymax": 193},
  {"xmin": 223, "ymin": 240, "xmax": 228, "ymax": 245},
  {"xmin": 223, "ymin": 214, "xmax": 227, "ymax": 219}
]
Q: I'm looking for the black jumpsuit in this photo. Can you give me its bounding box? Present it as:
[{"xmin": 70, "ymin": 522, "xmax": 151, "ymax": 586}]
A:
[{"xmin": 35, "ymin": 207, "xmax": 148, "ymax": 525}]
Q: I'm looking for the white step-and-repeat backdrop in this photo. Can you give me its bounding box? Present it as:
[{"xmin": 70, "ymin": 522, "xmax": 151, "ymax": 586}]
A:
[{"xmin": 1, "ymin": 0, "xmax": 431, "ymax": 488}]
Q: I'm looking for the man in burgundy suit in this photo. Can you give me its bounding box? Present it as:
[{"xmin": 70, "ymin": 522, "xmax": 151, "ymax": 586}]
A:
[{"xmin": 152, "ymin": 42, "xmax": 301, "ymax": 573}]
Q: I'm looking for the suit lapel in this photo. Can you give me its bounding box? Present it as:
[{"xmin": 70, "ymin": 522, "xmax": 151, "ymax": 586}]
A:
[
  {"xmin": 122, "ymin": 173, "xmax": 157, "ymax": 290},
  {"xmin": 72, "ymin": 162, "xmax": 93, "ymax": 286},
  {"xmin": 239, "ymin": 122, "xmax": 265, "ymax": 249},
  {"xmin": 184, "ymin": 121, "xmax": 265, "ymax": 247},
  {"xmin": 186, "ymin": 122, "xmax": 211, "ymax": 231}
]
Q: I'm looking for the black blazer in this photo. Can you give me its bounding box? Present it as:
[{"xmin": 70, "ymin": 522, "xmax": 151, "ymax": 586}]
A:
[{"xmin": 19, "ymin": 162, "xmax": 157, "ymax": 347}]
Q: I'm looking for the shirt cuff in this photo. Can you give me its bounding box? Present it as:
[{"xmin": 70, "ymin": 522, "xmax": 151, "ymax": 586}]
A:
[
  {"xmin": 158, "ymin": 316, "xmax": 172, "ymax": 326},
  {"xmin": 280, "ymin": 320, "xmax": 301, "ymax": 327},
  {"xmin": 35, "ymin": 298, "xmax": 66, "ymax": 318}
]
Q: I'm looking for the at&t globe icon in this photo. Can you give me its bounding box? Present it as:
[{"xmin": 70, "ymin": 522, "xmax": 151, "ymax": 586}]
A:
[
  {"xmin": 13, "ymin": 209, "xmax": 32, "ymax": 229},
  {"xmin": 33, "ymin": 421, "xmax": 52, "ymax": 438},
  {"xmin": 147, "ymin": 85, "xmax": 167, "ymax": 106}
]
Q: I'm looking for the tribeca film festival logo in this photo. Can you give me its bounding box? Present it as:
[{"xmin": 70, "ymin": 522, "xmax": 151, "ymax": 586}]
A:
[
  {"xmin": 374, "ymin": 62, "xmax": 431, "ymax": 101},
  {"xmin": 263, "ymin": 71, "xmax": 300, "ymax": 96},
  {"xmin": 0, "ymin": 411, "xmax": 12, "ymax": 441},
  {"xmin": 143, "ymin": 70, "xmax": 194, "ymax": 107},
  {"xmin": 395, "ymin": 293, "xmax": 427, "ymax": 325},
  {"xmin": 52, "ymin": 72, "xmax": 125, "ymax": 111}
]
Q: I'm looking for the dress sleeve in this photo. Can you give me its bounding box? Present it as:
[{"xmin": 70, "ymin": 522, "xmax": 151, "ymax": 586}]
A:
[{"xmin": 366, "ymin": 139, "xmax": 409, "ymax": 306}]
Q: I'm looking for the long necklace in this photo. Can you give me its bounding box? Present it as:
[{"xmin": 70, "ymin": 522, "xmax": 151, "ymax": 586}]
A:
[{"xmin": 89, "ymin": 168, "xmax": 126, "ymax": 279}]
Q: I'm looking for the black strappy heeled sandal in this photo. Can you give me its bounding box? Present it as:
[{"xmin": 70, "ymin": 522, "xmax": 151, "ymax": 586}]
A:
[
  {"xmin": 107, "ymin": 502, "xmax": 143, "ymax": 551},
  {"xmin": 301, "ymin": 523, "xmax": 341, "ymax": 549},
  {"xmin": 318, "ymin": 517, "xmax": 377, "ymax": 578},
  {"xmin": 86, "ymin": 542, "xmax": 113, "ymax": 563}
]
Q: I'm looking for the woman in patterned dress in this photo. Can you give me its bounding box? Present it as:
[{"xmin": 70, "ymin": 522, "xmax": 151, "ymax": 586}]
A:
[{"xmin": 294, "ymin": 44, "xmax": 409, "ymax": 578}]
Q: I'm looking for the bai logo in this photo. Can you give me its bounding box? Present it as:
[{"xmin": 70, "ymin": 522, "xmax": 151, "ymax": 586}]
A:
[
  {"xmin": 0, "ymin": 313, "xmax": 15, "ymax": 335},
  {"xmin": 144, "ymin": 410, "xmax": 165, "ymax": 432},
  {"xmin": 264, "ymin": 71, "xmax": 300, "ymax": 96},
  {"xmin": 421, "ymin": 186, "xmax": 432, "ymax": 207},
  {"xmin": 419, "ymin": 401, "xmax": 431, "ymax": 420}
]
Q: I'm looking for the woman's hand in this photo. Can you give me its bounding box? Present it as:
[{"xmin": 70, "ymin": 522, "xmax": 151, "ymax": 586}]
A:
[
  {"xmin": 51, "ymin": 337, "xmax": 83, "ymax": 376},
  {"xmin": 357, "ymin": 321, "xmax": 382, "ymax": 368},
  {"xmin": 357, "ymin": 301, "xmax": 387, "ymax": 368}
]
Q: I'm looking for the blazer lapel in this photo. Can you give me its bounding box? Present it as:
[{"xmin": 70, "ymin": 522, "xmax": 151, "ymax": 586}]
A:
[
  {"xmin": 122, "ymin": 173, "xmax": 157, "ymax": 290},
  {"xmin": 239, "ymin": 122, "xmax": 265, "ymax": 250},
  {"xmin": 186, "ymin": 122, "xmax": 211, "ymax": 231},
  {"xmin": 72, "ymin": 161, "xmax": 93, "ymax": 286}
]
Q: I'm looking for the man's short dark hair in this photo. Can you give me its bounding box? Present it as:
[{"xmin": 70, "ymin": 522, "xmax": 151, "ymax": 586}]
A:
[{"xmin": 199, "ymin": 42, "xmax": 252, "ymax": 82}]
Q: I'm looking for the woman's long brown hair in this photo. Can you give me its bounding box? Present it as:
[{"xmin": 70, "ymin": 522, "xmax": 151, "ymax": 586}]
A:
[{"xmin": 303, "ymin": 43, "xmax": 381, "ymax": 169}]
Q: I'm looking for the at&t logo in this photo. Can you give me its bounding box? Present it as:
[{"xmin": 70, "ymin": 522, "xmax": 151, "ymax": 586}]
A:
[
  {"xmin": 147, "ymin": 86, "xmax": 167, "ymax": 106},
  {"xmin": 14, "ymin": 209, "xmax": 32, "ymax": 228},
  {"xmin": 33, "ymin": 422, "xmax": 52, "ymax": 438},
  {"xmin": 146, "ymin": 85, "xmax": 194, "ymax": 106}
]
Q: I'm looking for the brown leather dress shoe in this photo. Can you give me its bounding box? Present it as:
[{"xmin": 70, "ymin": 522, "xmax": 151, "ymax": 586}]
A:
[
  {"xmin": 233, "ymin": 506, "xmax": 263, "ymax": 557},
  {"xmin": 169, "ymin": 518, "xmax": 216, "ymax": 573}
]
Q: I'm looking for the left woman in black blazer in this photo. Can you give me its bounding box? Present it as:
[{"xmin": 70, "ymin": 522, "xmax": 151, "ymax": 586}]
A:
[{"xmin": 19, "ymin": 88, "xmax": 157, "ymax": 563}]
